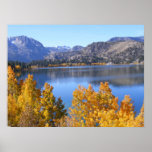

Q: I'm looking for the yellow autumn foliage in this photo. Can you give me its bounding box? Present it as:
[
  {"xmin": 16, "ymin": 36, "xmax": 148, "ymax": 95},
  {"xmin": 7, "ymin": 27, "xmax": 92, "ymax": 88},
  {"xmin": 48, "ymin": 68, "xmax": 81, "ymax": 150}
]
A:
[
  {"xmin": 68, "ymin": 82, "xmax": 144, "ymax": 127},
  {"xmin": 8, "ymin": 66, "xmax": 66, "ymax": 127},
  {"xmin": 15, "ymin": 65, "xmax": 21, "ymax": 70},
  {"xmin": 8, "ymin": 66, "xmax": 144, "ymax": 127}
]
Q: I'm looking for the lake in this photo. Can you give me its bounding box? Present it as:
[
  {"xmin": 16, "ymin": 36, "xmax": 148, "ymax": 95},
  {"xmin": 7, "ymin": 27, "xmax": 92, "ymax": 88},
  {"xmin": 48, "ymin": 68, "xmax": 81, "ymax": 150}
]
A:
[{"xmin": 18, "ymin": 65, "xmax": 144, "ymax": 115}]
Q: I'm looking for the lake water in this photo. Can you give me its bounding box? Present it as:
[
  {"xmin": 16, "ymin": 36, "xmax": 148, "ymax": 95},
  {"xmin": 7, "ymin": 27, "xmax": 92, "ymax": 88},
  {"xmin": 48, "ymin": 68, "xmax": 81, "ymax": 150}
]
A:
[{"xmin": 18, "ymin": 65, "xmax": 144, "ymax": 115}]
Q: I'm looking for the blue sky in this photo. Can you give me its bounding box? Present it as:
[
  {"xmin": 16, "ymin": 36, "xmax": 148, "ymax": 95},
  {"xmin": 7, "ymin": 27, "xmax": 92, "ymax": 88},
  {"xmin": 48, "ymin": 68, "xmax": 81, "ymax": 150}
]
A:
[{"xmin": 8, "ymin": 25, "xmax": 144, "ymax": 47}]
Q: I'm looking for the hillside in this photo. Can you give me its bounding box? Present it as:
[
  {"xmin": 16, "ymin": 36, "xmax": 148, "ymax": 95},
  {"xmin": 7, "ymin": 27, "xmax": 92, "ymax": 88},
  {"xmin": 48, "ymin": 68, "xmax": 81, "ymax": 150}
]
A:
[
  {"xmin": 8, "ymin": 36, "xmax": 144, "ymax": 64},
  {"xmin": 45, "ymin": 40, "xmax": 144, "ymax": 64},
  {"xmin": 108, "ymin": 36, "xmax": 144, "ymax": 42},
  {"xmin": 8, "ymin": 36, "xmax": 49, "ymax": 62}
]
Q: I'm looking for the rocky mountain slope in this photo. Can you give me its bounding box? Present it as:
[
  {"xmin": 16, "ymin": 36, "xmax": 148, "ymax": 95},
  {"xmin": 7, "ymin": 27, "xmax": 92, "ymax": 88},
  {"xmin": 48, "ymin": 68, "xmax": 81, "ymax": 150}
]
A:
[
  {"xmin": 8, "ymin": 36, "xmax": 144, "ymax": 64},
  {"xmin": 108, "ymin": 36, "xmax": 144, "ymax": 42},
  {"xmin": 8, "ymin": 36, "xmax": 84, "ymax": 62},
  {"xmin": 8, "ymin": 36, "xmax": 49, "ymax": 62},
  {"xmin": 45, "ymin": 40, "xmax": 144, "ymax": 64}
]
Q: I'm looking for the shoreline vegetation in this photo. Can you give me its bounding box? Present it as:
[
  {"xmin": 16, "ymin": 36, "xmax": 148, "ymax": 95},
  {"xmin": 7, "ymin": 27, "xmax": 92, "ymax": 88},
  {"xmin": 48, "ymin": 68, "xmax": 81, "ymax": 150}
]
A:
[
  {"xmin": 8, "ymin": 66, "xmax": 144, "ymax": 127},
  {"xmin": 32, "ymin": 62, "xmax": 144, "ymax": 69},
  {"xmin": 8, "ymin": 60, "xmax": 144, "ymax": 72}
]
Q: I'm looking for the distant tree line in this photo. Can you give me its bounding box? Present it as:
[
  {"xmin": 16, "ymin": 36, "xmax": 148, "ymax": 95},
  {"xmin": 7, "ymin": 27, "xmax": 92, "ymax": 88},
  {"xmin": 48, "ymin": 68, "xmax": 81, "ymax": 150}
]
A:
[
  {"xmin": 8, "ymin": 61, "xmax": 31, "ymax": 71},
  {"xmin": 8, "ymin": 59, "xmax": 106, "ymax": 71},
  {"xmin": 8, "ymin": 55, "xmax": 143, "ymax": 71}
]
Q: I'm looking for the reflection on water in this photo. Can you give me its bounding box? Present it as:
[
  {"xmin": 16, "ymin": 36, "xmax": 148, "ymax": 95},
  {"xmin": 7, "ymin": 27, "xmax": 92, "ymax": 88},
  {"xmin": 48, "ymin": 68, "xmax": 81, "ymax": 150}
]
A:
[{"xmin": 18, "ymin": 65, "xmax": 144, "ymax": 115}]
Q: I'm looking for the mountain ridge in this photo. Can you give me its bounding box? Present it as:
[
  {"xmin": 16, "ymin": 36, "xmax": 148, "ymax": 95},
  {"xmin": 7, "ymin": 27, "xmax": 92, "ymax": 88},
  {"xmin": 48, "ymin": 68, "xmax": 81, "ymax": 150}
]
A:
[
  {"xmin": 8, "ymin": 35, "xmax": 144, "ymax": 64},
  {"xmin": 108, "ymin": 36, "xmax": 144, "ymax": 42}
]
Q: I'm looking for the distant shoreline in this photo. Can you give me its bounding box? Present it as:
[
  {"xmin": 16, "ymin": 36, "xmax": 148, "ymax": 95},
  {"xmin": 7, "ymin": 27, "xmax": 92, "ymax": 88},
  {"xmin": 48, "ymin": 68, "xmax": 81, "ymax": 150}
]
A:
[
  {"xmin": 30, "ymin": 62, "xmax": 144, "ymax": 69},
  {"xmin": 8, "ymin": 61, "xmax": 144, "ymax": 73}
]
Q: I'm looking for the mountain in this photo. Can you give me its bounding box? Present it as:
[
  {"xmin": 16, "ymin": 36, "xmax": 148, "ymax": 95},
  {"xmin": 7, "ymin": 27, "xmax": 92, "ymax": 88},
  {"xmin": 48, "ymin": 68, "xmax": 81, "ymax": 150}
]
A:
[
  {"xmin": 71, "ymin": 45, "xmax": 84, "ymax": 51},
  {"xmin": 46, "ymin": 45, "xmax": 84, "ymax": 52},
  {"xmin": 108, "ymin": 36, "xmax": 144, "ymax": 42},
  {"xmin": 46, "ymin": 46, "xmax": 71, "ymax": 53},
  {"xmin": 46, "ymin": 40, "xmax": 144, "ymax": 64},
  {"xmin": 8, "ymin": 36, "xmax": 144, "ymax": 64},
  {"xmin": 8, "ymin": 36, "xmax": 49, "ymax": 62}
]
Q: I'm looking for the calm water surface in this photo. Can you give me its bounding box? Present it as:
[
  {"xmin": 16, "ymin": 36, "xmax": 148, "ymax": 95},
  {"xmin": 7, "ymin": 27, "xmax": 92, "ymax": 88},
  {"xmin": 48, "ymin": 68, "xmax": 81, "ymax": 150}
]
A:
[{"xmin": 18, "ymin": 65, "xmax": 144, "ymax": 115}]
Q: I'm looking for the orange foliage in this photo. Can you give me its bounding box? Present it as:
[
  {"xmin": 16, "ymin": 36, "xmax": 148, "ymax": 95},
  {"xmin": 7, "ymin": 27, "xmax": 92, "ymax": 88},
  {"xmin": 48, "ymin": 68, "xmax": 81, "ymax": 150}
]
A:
[
  {"xmin": 8, "ymin": 67, "xmax": 66, "ymax": 127},
  {"xmin": 68, "ymin": 82, "xmax": 144, "ymax": 127},
  {"xmin": 8, "ymin": 67, "xmax": 144, "ymax": 127}
]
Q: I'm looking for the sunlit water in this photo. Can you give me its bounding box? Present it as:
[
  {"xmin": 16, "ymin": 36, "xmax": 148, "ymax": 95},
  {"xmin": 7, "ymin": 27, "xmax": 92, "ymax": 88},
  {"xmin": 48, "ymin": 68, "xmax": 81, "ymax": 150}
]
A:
[{"xmin": 18, "ymin": 65, "xmax": 144, "ymax": 115}]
